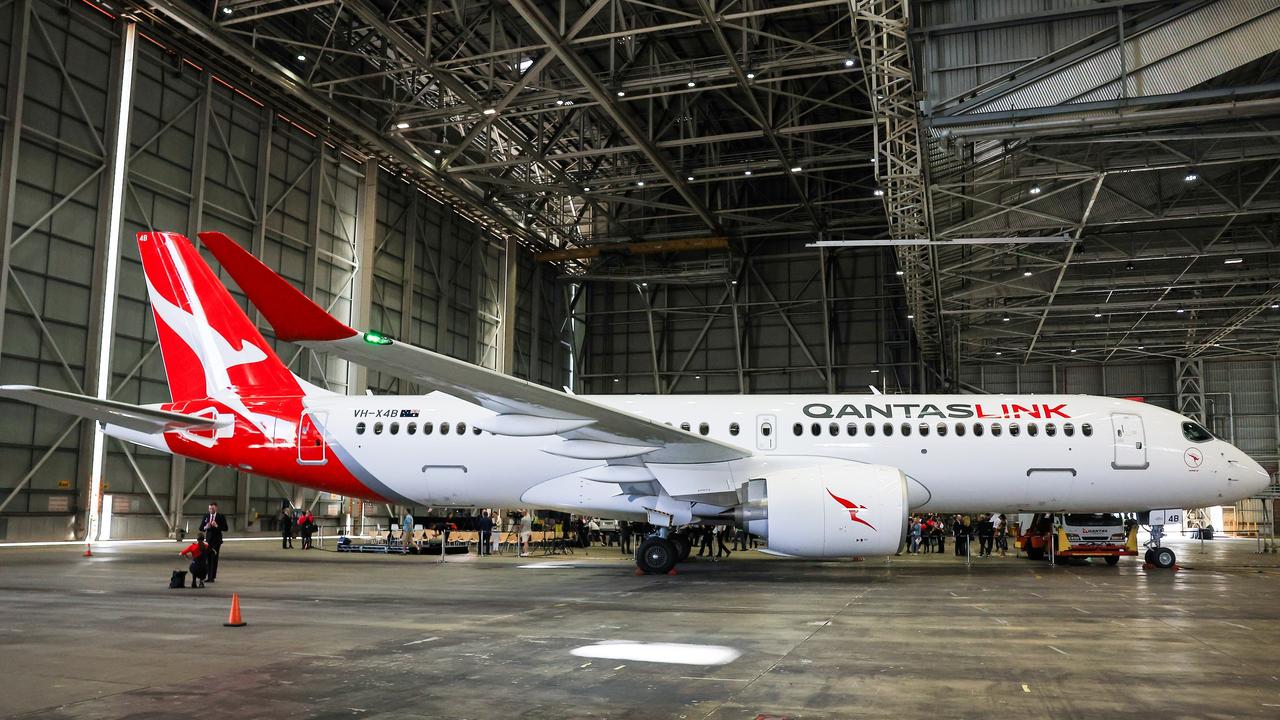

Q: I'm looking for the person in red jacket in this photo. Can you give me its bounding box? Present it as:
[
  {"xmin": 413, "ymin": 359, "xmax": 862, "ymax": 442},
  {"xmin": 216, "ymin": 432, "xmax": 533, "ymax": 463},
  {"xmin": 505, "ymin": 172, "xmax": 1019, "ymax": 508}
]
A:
[{"xmin": 180, "ymin": 533, "xmax": 209, "ymax": 588}]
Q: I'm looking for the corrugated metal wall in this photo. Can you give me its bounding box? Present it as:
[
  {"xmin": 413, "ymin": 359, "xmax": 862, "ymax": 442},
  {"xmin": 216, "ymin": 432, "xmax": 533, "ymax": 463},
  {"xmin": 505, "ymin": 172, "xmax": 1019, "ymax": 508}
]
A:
[{"xmin": 0, "ymin": 0, "xmax": 562, "ymax": 541}]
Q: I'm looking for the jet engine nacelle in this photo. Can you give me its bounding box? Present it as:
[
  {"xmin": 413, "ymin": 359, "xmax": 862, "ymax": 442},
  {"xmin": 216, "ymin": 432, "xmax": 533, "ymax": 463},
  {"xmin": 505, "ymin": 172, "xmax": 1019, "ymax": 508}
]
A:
[{"xmin": 743, "ymin": 463, "xmax": 907, "ymax": 558}]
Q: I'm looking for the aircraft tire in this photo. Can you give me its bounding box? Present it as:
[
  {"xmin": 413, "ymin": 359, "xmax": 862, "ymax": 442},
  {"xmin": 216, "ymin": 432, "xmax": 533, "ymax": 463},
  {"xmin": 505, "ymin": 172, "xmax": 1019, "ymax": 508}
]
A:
[
  {"xmin": 670, "ymin": 533, "xmax": 691, "ymax": 563},
  {"xmin": 636, "ymin": 537, "xmax": 678, "ymax": 574},
  {"xmin": 1152, "ymin": 547, "xmax": 1176, "ymax": 569},
  {"xmin": 1104, "ymin": 555, "xmax": 1120, "ymax": 566},
  {"xmin": 1144, "ymin": 548, "xmax": 1155, "ymax": 563}
]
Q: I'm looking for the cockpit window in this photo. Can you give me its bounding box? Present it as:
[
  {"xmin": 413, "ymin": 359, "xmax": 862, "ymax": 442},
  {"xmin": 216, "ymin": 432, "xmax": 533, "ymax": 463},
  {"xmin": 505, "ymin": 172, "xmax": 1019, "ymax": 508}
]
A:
[{"xmin": 1182, "ymin": 421, "xmax": 1213, "ymax": 443}]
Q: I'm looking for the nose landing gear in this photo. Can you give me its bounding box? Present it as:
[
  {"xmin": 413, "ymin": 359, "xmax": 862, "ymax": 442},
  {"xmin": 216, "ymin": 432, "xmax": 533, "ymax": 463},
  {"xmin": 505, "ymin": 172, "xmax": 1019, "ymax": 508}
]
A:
[{"xmin": 1143, "ymin": 520, "xmax": 1178, "ymax": 569}]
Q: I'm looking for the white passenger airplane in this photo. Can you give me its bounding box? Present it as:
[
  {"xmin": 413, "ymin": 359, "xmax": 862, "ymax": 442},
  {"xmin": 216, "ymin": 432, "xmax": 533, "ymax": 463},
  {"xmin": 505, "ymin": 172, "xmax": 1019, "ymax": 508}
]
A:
[{"xmin": 0, "ymin": 232, "xmax": 1269, "ymax": 573}]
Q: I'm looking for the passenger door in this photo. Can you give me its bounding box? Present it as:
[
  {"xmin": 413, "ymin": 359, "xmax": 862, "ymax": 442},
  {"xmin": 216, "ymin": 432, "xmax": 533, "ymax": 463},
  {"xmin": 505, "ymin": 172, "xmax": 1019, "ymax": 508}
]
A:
[
  {"xmin": 1111, "ymin": 413, "xmax": 1148, "ymax": 469},
  {"xmin": 297, "ymin": 410, "xmax": 329, "ymax": 465},
  {"xmin": 756, "ymin": 414, "xmax": 777, "ymax": 451}
]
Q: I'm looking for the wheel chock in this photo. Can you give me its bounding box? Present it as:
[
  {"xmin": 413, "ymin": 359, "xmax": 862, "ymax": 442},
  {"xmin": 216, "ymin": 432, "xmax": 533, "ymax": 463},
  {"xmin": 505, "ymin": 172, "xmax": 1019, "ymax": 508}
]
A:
[
  {"xmin": 634, "ymin": 567, "xmax": 646, "ymax": 576},
  {"xmin": 666, "ymin": 568, "xmax": 678, "ymax": 576}
]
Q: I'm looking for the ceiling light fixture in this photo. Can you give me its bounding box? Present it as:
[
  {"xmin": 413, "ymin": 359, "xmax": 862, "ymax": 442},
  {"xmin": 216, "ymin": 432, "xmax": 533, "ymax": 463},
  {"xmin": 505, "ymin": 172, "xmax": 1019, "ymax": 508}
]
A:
[
  {"xmin": 1094, "ymin": 311, "xmax": 1103, "ymax": 318},
  {"xmin": 844, "ymin": 58, "xmax": 856, "ymax": 68},
  {"xmin": 687, "ymin": 175, "xmax": 694, "ymax": 181},
  {"xmin": 894, "ymin": 270, "xmax": 904, "ymax": 276},
  {"xmin": 482, "ymin": 108, "xmax": 497, "ymax": 115},
  {"xmin": 1023, "ymin": 270, "xmax": 1032, "ymax": 277},
  {"xmin": 433, "ymin": 148, "xmax": 441, "ymax": 154},
  {"xmin": 395, "ymin": 121, "xmax": 409, "ymax": 130},
  {"xmin": 743, "ymin": 170, "xmax": 752, "ymax": 176},
  {"xmin": 790, "ymin": 166, "xmax": 802, "ymax": 173},
  {"xmin": 1029, "ymin": 185, "xmax": 1042, "ymax": 195},
  {"xmin": 297, "ymin": 54, "xmax": 306, "ymax": 61},
  {"xmin": 1002, "ymin": 316, "xmax": 1010, "ymax": 322},
  {"xmin": 221, "ymin": 6, "xmax": 232, "ymax": 14},
  {"xmin": 687, "ymin": 80, "xmax": 696, "ymax": 88},
  {"xmin": 636, "ymin": 180, "xmax": 645, "ymax": 187},
  {"xmin": 1224, "ymin": 257, "xmax": 1243, "ymax": 264},
  {"xmin": 745, "ymin": 71, "xmax": 756, "ymax": 80},
  {"xmin": 873, "ymin": 187, "xmax": 885, "ymax": 197},
  {"xmin": 1176, "ymin": 307, "xmax": 1185, "ymax": 314},
  {"xmin": 616, "ymin": 90, "xmax": 626, "ymax": 97},
  {"xmin": 556, "ymin": 99, "xmax": 565, "ymax": 106},
  {"xmin": 1184, "ymin": 172, "xmax": 1199, "ymax": 182}
]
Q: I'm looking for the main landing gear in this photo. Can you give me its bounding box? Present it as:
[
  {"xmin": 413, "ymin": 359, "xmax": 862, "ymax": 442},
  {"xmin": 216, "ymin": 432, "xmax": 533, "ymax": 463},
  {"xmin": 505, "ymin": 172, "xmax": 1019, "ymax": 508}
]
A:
[
  {"xmin": 634, "ymin": 529, "xmax": 694, "ymax": 574},
  {"xmin": 636, "ymin": 536, "xmax": 678, "ymax": 574}
]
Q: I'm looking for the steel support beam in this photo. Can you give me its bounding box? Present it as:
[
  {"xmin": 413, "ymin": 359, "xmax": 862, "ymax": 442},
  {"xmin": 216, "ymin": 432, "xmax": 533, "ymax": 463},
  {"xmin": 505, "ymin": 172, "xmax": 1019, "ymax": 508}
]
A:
[
  {"xmin": 83, "ymin": 18, "xmax": 138, "ymax": 542},
  {"xmin": 508, "ymin": 0, "xmax": 721, "ymax": 232},
  {"xmin": 499, "ymin": 236, "xmax": 518, "ymax": 374},
  {"xmin": 0, "ymin": 0, "xmax": 31, "ymax": 372},
  {"xmin": 348, "ymin": 158, "xmax": 378, "ymax": 394}
]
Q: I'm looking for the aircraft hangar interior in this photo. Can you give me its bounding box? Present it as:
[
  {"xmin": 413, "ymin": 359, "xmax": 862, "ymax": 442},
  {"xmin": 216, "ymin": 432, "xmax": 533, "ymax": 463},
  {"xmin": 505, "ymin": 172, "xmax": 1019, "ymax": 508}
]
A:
[{"xmin": 2, "ymin": 0, "xmax": 1280, "ymax": 717}]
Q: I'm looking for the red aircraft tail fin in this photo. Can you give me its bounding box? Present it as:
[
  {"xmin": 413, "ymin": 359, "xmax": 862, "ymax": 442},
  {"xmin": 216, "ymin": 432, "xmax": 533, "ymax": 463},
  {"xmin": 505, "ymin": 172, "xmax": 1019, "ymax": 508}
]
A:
[{"xmin": 137, "ymin": 232, "xmax": 304, "ymax": 401}]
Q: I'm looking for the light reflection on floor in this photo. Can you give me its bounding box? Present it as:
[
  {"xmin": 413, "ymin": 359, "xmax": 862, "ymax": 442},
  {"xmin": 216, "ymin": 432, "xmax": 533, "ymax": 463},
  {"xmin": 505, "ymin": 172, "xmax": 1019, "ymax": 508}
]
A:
[{"xmin": 571, "ymin": 641, "xmax": 742, "ymax": 666}]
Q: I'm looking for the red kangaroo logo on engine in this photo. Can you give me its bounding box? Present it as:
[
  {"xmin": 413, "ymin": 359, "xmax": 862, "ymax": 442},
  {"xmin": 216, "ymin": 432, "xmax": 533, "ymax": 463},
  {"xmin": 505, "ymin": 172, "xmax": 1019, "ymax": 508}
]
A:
[{"xmin": 826, "ymin": 489, "xmax": 876, "ymax": 530}]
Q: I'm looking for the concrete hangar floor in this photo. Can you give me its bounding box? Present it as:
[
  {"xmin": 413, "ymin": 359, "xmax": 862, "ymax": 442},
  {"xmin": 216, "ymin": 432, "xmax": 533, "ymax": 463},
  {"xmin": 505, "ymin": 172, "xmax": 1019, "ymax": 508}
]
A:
[{"xmin": 1, "ymin": 538, "xmax": 1278, "ymax": 719}]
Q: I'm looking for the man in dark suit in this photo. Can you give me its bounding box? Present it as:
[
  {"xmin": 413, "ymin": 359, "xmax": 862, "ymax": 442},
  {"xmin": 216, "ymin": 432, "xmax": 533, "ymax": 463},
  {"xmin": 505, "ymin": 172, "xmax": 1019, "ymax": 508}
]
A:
[
  {"xmin": 200, "ymin": 502, "xmax": 229, "ymax": 582},
  {"xmin": 478, "ymin": 510, "xmax": 494, "ymax": 555}
]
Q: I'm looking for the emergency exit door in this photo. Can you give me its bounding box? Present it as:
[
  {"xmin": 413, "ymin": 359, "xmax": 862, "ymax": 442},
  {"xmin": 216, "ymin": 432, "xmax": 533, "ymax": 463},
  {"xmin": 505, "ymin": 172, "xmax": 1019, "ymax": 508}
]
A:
[
  {"xmin": 298, "ymin": 411, "xmax": 329, "ymax": 465},
  {"xmin": 1111, "ymin": 413, "xmax": 1148, "ymax": 469},
  {"xmin": 757, "ymin": 414, "xmax": 777, "ymax": 451}
]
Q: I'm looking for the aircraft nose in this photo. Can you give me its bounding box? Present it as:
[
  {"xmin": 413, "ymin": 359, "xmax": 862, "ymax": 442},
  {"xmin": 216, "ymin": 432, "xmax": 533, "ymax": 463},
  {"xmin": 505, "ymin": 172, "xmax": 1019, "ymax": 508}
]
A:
[{"xmin": 1231, "ymin": 452, "xmax": 1272, "ymax": 496}]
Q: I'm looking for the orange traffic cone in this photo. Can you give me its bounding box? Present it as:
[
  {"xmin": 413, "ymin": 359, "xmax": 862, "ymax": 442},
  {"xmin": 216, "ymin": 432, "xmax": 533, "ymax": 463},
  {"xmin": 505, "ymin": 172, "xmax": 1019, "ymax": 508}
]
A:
[
  {"xmin": 223, "ymin": 593, "xmax": 247, "ymax": 627},
  {"xmin": 83, "ymin": 543, "xmax": 92, "ymax": 557}
]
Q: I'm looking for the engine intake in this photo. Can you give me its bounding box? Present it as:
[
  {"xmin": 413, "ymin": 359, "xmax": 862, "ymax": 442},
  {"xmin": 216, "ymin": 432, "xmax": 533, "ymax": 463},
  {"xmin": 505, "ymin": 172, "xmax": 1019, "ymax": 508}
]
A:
[{"xmin": 740, "ymin": 463, "xmax": 907, "ymax": 558}]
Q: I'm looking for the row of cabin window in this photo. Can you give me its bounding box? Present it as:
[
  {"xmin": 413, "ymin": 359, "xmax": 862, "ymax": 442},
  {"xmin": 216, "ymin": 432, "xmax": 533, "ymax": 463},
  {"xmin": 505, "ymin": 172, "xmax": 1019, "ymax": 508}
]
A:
[
  {"xmin": 674, "ymin": 421, "xmax": 743, "ymax": 436},
  {"xmin": 792, "ymin": 420, "xmax": 1092, "ymax": 439},
  {"xmin": 354, "ymin": 420, "xmax": 483, "ymax": 437}
]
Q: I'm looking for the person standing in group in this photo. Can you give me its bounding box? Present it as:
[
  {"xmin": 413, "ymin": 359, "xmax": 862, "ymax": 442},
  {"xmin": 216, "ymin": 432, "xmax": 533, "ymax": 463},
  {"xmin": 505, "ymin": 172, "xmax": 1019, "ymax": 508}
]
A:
[
  {"xmin": 909, "ymin": 517, "xmax": 923, "ymax": 554},
  {"xmin": 697, "ymin": 525, "xmax": 713, "ymax": 557},
  {"xmin": 619, "ymin": 521, "xmax": 633, "ymax": 556},
  {"xmin": 518, "ymin": 511, "xmax": 533, "ymax": 557},
  {"xmin": 715, "ymin": 524, "xmax": 732, "ymax": 560},
  {"xmin": 199, "ymin": 503, "xmax": 228, "ymax": 582},
  {"xmin": 994, "ymin": 513, "xmax": 1009, "ymax": 557},
  {"xmin": 278, "ymin": 504, "xmax": 294, "ymax": 550},
  {"xmin": 298, "ymin": 510, "xmax": 315, "ymax": 549},
  {"xmin": 478, "ymin": 510, "xmax": 494, "ymax": 556},
  {"xmin": 977, "ymin": 514, "xmax": 995, "ymax": 557},
  {"xmin": 179, "ymin": 533, "xmax": 209, "ymax": 588},
  {"xmin": 402, "ymin": 509, "xmax": 414, "ymax": 546}
]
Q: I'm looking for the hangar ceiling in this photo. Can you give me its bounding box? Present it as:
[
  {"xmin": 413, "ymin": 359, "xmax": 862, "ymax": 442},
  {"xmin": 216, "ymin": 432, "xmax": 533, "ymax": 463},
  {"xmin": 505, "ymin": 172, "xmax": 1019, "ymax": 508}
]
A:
[
  {"xmin": 134, "ymin": 0, "xmax": 884, "ymax": 259},
  {"xmin": 917, "ymin": 0, "xmax": 1280, "ymax": 373},
  {"xmin": 122, "ymin": 0, "xmax": 1280, "ymax": 385}
]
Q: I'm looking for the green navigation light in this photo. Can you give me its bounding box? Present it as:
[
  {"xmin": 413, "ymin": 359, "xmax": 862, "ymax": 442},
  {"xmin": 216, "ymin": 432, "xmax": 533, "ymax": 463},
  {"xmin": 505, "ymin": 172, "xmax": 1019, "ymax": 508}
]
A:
[{"xmin": 363, "ymin": 331, "xmax": 394, "ymax": 345}]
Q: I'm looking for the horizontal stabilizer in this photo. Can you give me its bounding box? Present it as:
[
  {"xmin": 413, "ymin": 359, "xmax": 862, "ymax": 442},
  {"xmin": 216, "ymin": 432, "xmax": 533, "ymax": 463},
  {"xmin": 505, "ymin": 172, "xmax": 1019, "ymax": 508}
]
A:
[{"xmin": 0, "ymin": 385, "xmax": 221, "ymax": 434}]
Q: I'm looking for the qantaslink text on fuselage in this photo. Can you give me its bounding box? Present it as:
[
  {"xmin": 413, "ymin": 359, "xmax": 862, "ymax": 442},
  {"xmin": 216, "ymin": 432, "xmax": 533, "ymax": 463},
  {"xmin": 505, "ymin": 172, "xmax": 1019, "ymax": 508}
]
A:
[{"xmin": 801, "ymin": 402, "xmax": 1072, "ymax": 420}]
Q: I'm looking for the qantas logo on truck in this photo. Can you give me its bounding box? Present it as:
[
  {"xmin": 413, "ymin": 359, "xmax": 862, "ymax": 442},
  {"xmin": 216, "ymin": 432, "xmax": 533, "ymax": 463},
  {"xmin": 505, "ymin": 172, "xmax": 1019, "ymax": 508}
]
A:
[
  {"xmin": 803, "ymin": 402, "xmax": 1070, "ymax": 420},
  {"xmin": 827, "ymin": 489, "xmax": 876, "ymax": 530}
]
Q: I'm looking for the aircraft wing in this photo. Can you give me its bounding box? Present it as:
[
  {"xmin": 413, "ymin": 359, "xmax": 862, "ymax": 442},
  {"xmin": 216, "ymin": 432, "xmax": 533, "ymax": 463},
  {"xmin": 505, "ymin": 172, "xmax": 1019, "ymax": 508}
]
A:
[
  {"xmin": 0, "ymin": 385, "xmax": 220, "ymax": 434},
  {"xmin": 198, "ymin": 231, "xmax": 750, "ymax": 464}
]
